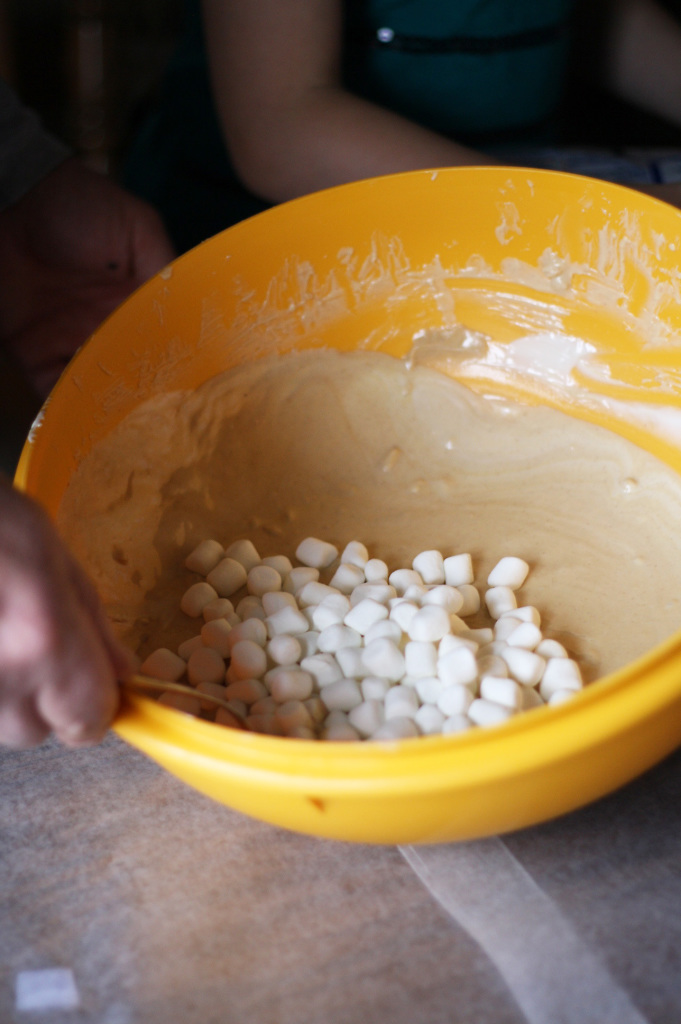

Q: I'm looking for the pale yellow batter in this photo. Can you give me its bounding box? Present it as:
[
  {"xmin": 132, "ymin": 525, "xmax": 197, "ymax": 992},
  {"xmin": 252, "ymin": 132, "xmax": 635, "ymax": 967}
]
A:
[{"xmin": 57, "ymin": 349, "xmax": 681, "ymax": 682}]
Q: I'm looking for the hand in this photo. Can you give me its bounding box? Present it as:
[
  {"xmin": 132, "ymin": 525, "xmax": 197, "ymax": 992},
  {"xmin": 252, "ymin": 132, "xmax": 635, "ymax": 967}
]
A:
[
  {"xmin": 0, "ymin": 478, "xmax": 133, "ymax": 748},
  {"xmin": 0, "ymin": 157, "xmax": 175, "ymax": 397}
]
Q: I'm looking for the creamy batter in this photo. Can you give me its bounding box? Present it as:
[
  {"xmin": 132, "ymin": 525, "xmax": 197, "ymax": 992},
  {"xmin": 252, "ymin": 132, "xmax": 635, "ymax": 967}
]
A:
[{"xmin": 57, "ymin": 349, "xmax": 681, "ymax": 682}]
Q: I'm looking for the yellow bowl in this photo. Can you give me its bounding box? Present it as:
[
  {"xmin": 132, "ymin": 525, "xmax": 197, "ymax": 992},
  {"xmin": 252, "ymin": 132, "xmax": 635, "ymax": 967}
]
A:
[{"xmin": 16, "ymin": 167, "xmax": 681, "ymax": 844}]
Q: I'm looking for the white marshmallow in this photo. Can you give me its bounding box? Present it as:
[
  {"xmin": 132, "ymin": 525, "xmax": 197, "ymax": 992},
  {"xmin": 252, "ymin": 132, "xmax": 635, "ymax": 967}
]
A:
[
  {"xmin": 216, "ymin": 706, "xmax": 246, "ymax": 729},
  {"xmin": 547, "ymin": 688, "xmax": 578, "ymax": 706},
  {"xmin": 412, "ymin": 550, "xmax": 445, "ymax": 585},
  {"xmin": 225, "ymin": 539, "xmax": 262, "ymax": 572},
  {"xmin": 184, "ymin": 539, "xmax": 224, "ymax": 576},
  {"xmin": 364, "ymin": 619, "xmax": 403, "ymax": 646},
  {"xmin": 266, "ymin": 605, "xmax": 310, "ymax": 637},
  {"xmin": 267, "ymin": 667, "xmax": 314, "ymax": 702},
  {"xmin": 304, "ymin": 695, "xmax": 328, "ymax": 723},
  {"xmin": 321, "ymin": 679, "xmax": 363, "ymax": 712},
  {"xmin": 389, "ymin": 600, "xmax": 420, "ymax": 633},
  {"xmin": 443, "ymin": 553, "xmax": 474, "ymax": 587},
  {"xmin": 226, "ymin": 617, "xmax": 268, "ymax": 650},
  {"xmin": 297, "ymin": 631, "xmax": 320, "ymax": 658},
  {"xmin": 187, "ymin": 647, "xmax": 225, "ymax": 686},
  {"xmin": 177, "ymin": 636, "xmax": 204, "ymax": 661},
  {"xmin": 442, "ymin": 714, "xmax": 473, "ymax": 734},
  {"xmin": 521, "ymin": 686, "xmax": 545, "ymax": 710},
  {"xmin": 364, "ymin": 558, "xmax": 389, "ymax": 582},
  {"xmin": 408, "ymin": 605, "xmax": 451, "ymax": 643},
  {"xmin": 180, "ymin": 581, "xmax": 219, "ymax": 618},
  {"xmin": 195, "ymin": 681, "xmax": 229, "ymax": 712},
  {"xmin": 389, "ymin": 568, "xmax": 423, "ymax": 595},
  {"xmin": 501, "ymin": 647, "xmax": 546, "ymax": 687},
  {"xmin": 438, "ymin": 645, "xmax": 479, "ymax": 688},
  {"xmin": 309, "ymin": 594, "xmax": 352, "ymax": 632},
  {"xmin": 439, "ymin": 634, "xmax": 477, "ymax": 657},
  {"xmin": 361, "ymin": 638, "xmax": 406, "ymax": 682},
  {"xmin": 495, "ymin": 616, "xmax": 522, "ymax": 642},
  {"xmin": 468, "ymin": 698, "xmax": 514, "ymax": 727},
  {"xmin": 403, "ymin": 583, "xmax": 429, "ymax": 603},
  {"xmin": 267, "ymin": 634, "xmax": 302, "ymax": 665},
  {"xmin": 421, "ymin": 585, "xmax": 464, "ymax": 614},
  {"xmin": 141, "ymin": 648, "xmax": 186, "ymax": 682},
  {"xmin": 274, "ymin": 700, "xmax": 313, "ymax": 734},
  {"xmin": 503, "ymin": 605, "xmax": 541, "ymax": 627},
  {"xmin": 236, "ymin": 596, "xmax": 267, "ymax": 621},
  {"xmin": 404, "ymin": 641, "xmax": 438, "ymax": 679},
  {"xmin": 296, "ymin": 537, "xmax": 338, "ymax": 569},
  {"xmin": 344, "ymin": 598, "xmax": 389, "ymax": 635},
  {"xmin": 485, "ymin": 586, "xmax": 518, "ymax": 619},
  {"xmin": 251, "ymin": 696, "xmax": 279, "ymax": 715},
  {"xmin": 301, "ymin": 653, "xmax": 343, "ymax": 687},
  {"xmin": 323, "ymin": 716, "xmax": 361, "ymax": 742},
  {"xmin": 371, "ymin": 717, "xmax": 419, "ymax": 740},
  {"xmin": 350, "ymin": 582, "xmax": 396, "ymax": 606},
  {"xmin": 457, "ymin": 583, "xmax": 481, "ymax": 616},
  {"xmin": 202, "ymin": 597, "xmax": 236, "ymax": 622},
  {"xmin": 261, "ymin": 591, "xmax": 297, "ymax": 615},
  {"xmin": 158, "ymin": 692, "xmax": 201, "ymax": 716},
  {"xmin": 200, "ymin": 619, "xmax": 233, "ymax": 658},
  {"xmin": 385, "ymin": 685, "xmax": 419, "ymax": 720},
  {"xmin": 480, "ymin": 675, "xmax": 523, "ymax": 710},
  {"xmin": 361, "ymin": 676, "xmax": 392, "ymax": 701},
  {"xmin": 316, "ymin": 623, "xmax": 363, "ymax": 653},
  {"xmin": 436, "ymin": 684, "xmax": 474, "ymax": 717},
  {"xmin": 539, "ymin": 658, "xmax": 583, "ymax": 700},
  {"xmin": 506, "ymin": 622, "xmax": 543, "ymax": 650},
  {"xmin": 414, "ymin": 704, "xmax": 446, "ymax": 735},
  {"xmin": 335, "ymin": 646, "xmax": 369, "ymax": 679},
  {"xmin": 224, "ymin": 679, "xmax": 268, "ymax": 704},
  {"xmin": 536, "ymin": 638, "xmax": 568, "ymax": 659},
  {"xmin": 247, "ymin": 564, "xmax": 282, "ymax": 597},
  {"xmin": 477, "ymin": 654, "xmax": 509, "ymax": 678},
  {"xmin": 206, "ymin": 557, "xmax": 248, "ymax": 598},
  {"xmin": 283, "ymin": 566, "xmax": 319, "ymax": 595},
  {"xmin": 228, "ymin": 639, "xmax": 268, "ymax": 681},
  {"xmin": 487, "ymin": 556, "xmax": 529, "ymax": 590},
  {"xmin": 415, "ymin": 675, "xmax": 448, "ymax": 705},
  {"xmin": 340, "ymin": 540, "xmax": 369, "ymax": 568},
  {"xmin": 298, "ymin": 581, "xmax": 342, "ymax": 607},
  {"xmin": 261, "ymin": 554, "xmax": 293, "ymax": 576},
  {"xmin": 246, "ymin": 713, "xmax": 284, "ymax": 736},
  {"xmin": 329, "ymin": 563, "xmax": 365, "ymax": 594},
  {"xmin": 459, "ymin": 627, "xmax": 493, "ymax": 646},
  {"xmin": 348, "ymin": 699, "xmax": 385, "ymax": 738}
]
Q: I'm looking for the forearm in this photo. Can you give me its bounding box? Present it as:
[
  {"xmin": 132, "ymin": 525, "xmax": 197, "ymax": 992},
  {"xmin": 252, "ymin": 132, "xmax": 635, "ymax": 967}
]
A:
[{"xmin": 603, "ymin": 0, "xmax": 681, "ymax": 129}]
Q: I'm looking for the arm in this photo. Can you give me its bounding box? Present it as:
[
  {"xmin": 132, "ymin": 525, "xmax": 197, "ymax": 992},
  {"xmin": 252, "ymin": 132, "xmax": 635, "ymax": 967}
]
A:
[{"xmin": 201, "ymin": 0, "xmax": 492, "ymax": 205}]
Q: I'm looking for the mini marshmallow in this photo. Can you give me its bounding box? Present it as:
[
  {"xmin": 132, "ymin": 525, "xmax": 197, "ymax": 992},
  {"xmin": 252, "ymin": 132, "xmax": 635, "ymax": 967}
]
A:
[
  {"xmin": 267, "ymin": 667, "xmax": 314, "ymax": 702},
  {"xmin": 436, "ymin": 684, "xmax": 474, "ymax": 717},
  {"xmin": 310, "ymin": 594, "xmax": 352, "ymax": 632},
  {"xmin": 364, "ymin": 558, "xmax": 389, "ymax": 582},
  {"xmin": 477, "ymin": 654, "xmax": 509, "ymax": 678},
  {"xmin": 385, "ymin": 685, "xmax": 419, "ymax": 720},
  {"xmin": 439, "ymin": 634, "xmax": 477, "ymax": 657},
  {"xmin": 321, "ymin": 678, "xmax": 363, "ymax": 712},
  {"xmin": 296, "ymin": 537, "xmax": 338, "ymax": 569},
  {"xmin": 468, "ymin": 698, "xmax": 514, "ymax": 727},
  {"xmin": 389, "ymin": 568, "xmax": 423, "ymax": 595},
  {"xmin": 297, "ymin": 631, "xmax": 320, "ymax": 658},
  {"xmin": 287, "ymin": 725, "xmax": 317, "ymax": 740},
  {"xmin": 323, "ymin": 717, "xmax": 361, "ymax": 741},
  {"xmin": 480, "ymin": 675, "xmax": 523, "ymax": 710},
  {"xmin": 216, "ymin": 707, "xmax": 246, "ymax": 729},
  {"xmin": 348, "ymin": 699, "xmax": 385, "ymax": 738},
  {"xmin": 180, "ymin": 581, "xmax": 219, "ymax": 618},
  {"xmin": 344, "ymin": 598, "xmax": 389, "ymax": 635},
  {"xmin": 225, "ymin": 539, "xmax": 261, "ymax": 572},
  {"xmin": 459, "ymin": 627, "xmax": 493, "ymax": 646},
  {"xmin": 301, "ymin": 653, "xmax": 343, "ymax": 687},
  {"xmin": 414, "ymin": 704, "xmax": 446, "ymax": 735},
  {"xmin": 503, "ymin": 605, "xmax": 541, "ymax": 627},
  {"xmin": 442, "ymin": 714, "xmax": 473, "ymax": 734},
  {"xmin": 298, "ymin": 581, "xmax": 342, "ymax": 607},
  {"xmin": 415, "ymin": 675, "xmax": 448, "ymax": 704},
  {"xmin": 329, "ymin": 563, "xmax": 365, "ymax": 594},
  {"xmin": 261, "ymin": 554, "xmax": 293, "ymax": 576},
  {"xmin": 267, "ymin": 634, "xmax": 302, "ymax": 665},
  {"xmin": 261, "ymin": 591, "xmax": 297, "ymax": 615},
  {"xmin": 421, "ymin": 585, "xmax": 464, "ymax": 615},
  {"xmin": 247, "ymin": 564, "xmax": 282, "ymax": 597},
  {"xmin": 404, "ymin": 641, "xmax": 438, "ymax": 679},
  {"xmin": 195, "ymin": 681, "xmax": 229, "ymax": 711},
  {"xmin": 364, "ymin": 619, "xmax": 403, "ymax": 646},
  {"xmin": 177, "ymin": 635, "xmax": 204, "ymax": 661},
  {"xmin": 539, "ymin": 658, "xmax": 583, "ymax": 700},
  {"xmin": 389, "ymin": 600, "xmax": 420, "ymax": 633},
  {"xmin": 202, "ymin": 597, "xmax": 236, "ymax": 622},
  {"xmin": 304, "ymin": 695, "xmax": 328, "ymax": 723},
  {"xmin": 487, "ymin": 556, "xmax": 529, "ymax": 590},
  {"xmin": 335, "ymin": 646, "xmax": 369, "ymax": 679},
  {"xmin": 350, "ymin": 582, "xmax": 396, "ymax": 606},
  {"xmin": 316, "ymin": 623, "xmax": 363, "ymax": 653},
  {"xmin": 501, "ymin": 647, "xmax": 546, "ymax": 687},
  {"xmin": 187, "ymin": 647, "xmax": 225, "ymax": 686},
  {"xmin": 438, "ymin": 645, "xmax": 478, "ymax": 688},
  {"xmin": 443, "ymin": 553, "xmax": 474, "ymax": 587},
  {"xmin": 246, "ymin": 713, "xmax": 284, "ymax": 736},
  {"xmin": 536, "ymin": 638, "xmax": 569, "ymax": 659},
  {"xmin": 547, "ymin": 688, "xmax": 578, "ymax": 706},
  {"xmin": 283, "ymin": 566, "xmax": 319, "ymax": 595},
  {"xmin": 206, "ymin": 557, "xmax": 248, "ymax": 598},
  {"xmin": 506, "ymin": 622, "xmax": 543, "ymax": 650},
  {"xmin": 236, "ymin": 596, "xmax": 267, "ymax": 621},
  {"xmin": 495, "ymin": 616, "xmax": 522, "ymax": 642},
  {"xmin": 274, "ymin": 700, "xmax": 313, "ymax": 734},
  {"xmin": 457, "ymin": 583, "xmax": 481, "ymax": 616},
  {"xmin": 184, "ymin": 539, "xmax": 224, "ymax": 575},
  {"xmin": 226, "ymin": 617, "xmax": 268, "ymax": 650},
  {"xmin": 251, "ymin": 696, "xmax": 279, "ymax": 715},
  {"xmin": 361, "ymin": 676, "xmax": 392, "ymax": 701},
  {"xmin": 200, "ymin": 619, "xmax": 233, "ymax": 658},
  {"xmin": 340, "ymin": 540, "xmax": 369, "ymax": 568},
  {"xmin": 372, "ymin": 717, "xmax": 419, "ymax": 740},
  {"xmin": 228, "ymin": 639, "xmax": 268, "ymax": 681},
  {"xmin": 141, "ymin": 648, "xmax": 186, "ymax": 682},
  {"xmin": 361, "ymin": 637, "xmax": 406, "ymax": 682},
  {"xmin": 224, "ymin": 678, "xmax": 268, "ymax": 704},
  {"xmin": 408, "ymin": 605, "xmax": 451, "ymax": 643},
  {"xmin": 266, "ymin": 605, "xmax": 310, "ymax": 637},
  {"xmin": 158, "ymin": 692, "xmax": 202, "ymax": 716},
  {"xmin": 521, "ymin": 686, "xmax": 545, "ymax": 710},
  {"xmin": 403, "ymin": 584, "xmax": 428, "ymax": 603},
  {"xmin": 485, "ymin": 586, "xmax": 518, "ymax": 619},
  {"xmin": 412, "ymin": 550, "xmax": 445, "ymax": 585}
]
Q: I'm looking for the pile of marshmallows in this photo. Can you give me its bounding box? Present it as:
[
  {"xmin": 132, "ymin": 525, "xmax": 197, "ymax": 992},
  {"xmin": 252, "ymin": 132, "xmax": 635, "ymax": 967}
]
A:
[{"xmin": 141, "ymin": 536, "xmax": 585, "ymax": 741}]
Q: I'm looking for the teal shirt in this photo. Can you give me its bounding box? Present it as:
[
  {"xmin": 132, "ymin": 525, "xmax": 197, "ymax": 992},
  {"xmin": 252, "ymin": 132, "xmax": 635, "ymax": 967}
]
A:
[{"xmin": 125, "ymin": 0, "xmax": 575, "ymax": 252}]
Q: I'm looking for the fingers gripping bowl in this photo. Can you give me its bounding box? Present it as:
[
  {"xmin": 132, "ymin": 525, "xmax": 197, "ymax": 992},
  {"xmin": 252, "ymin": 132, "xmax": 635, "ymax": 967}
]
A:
[{"xmin": 16, "ymin": 167, "xmax": 681, "ymax": 844}]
